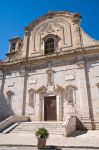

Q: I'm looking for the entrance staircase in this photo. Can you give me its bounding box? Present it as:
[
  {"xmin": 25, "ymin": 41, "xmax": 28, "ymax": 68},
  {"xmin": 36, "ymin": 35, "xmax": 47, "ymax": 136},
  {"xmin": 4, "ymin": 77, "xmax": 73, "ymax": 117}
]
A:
[
  {"xmin": 0, "ymin": 115, "xmax": 76, "ymax": 136},
  {"xmin": 10, "ymin": 122, "xmax": 64, "ymax": 135}
]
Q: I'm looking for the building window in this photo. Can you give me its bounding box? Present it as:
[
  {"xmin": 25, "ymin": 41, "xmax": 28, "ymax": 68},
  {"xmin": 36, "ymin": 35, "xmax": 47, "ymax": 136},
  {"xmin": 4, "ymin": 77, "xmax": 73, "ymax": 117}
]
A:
[
  {"xmin": 11, "ymin": 43, "xmax": 16, "ymax": 52},
  {"xmin": 7, "ymin": 91, "xmax": 14, "ymax": 106},
  {"xmin": 28, "ymin": 89, "xmax": 35, "ymax": 108},
  {"xmin": 44, "ymin": 38, "xmax": 54, "ymax": 54}
]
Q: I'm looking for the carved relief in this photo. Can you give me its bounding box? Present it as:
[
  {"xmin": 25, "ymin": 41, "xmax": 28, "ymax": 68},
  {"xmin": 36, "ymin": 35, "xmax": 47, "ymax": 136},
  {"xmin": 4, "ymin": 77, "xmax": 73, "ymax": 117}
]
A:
[
  {"xmin": 36, "ymin": 86, "xmax": 47, "ymax": 94},
  {"xmin": 54, "ymin": 84, "xmax": 65, "ymax": 93},
  {"xmin": 66, "ymin": 87, "xmax": 73, "ymax": 103},
  {"xmin": 36, "ymin": 84, "xmax": 65, "ymax": 94},
  {"xmin": 65, "ymin": 85, "xmax": 77, "ymax": 103}
]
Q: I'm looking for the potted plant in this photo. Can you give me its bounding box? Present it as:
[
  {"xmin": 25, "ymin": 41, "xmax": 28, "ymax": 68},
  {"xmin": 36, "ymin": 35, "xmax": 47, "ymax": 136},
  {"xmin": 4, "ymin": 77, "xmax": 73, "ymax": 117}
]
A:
[{"xmin": 35, "ymin": 127, "xmax": 49, "ymax": 149}]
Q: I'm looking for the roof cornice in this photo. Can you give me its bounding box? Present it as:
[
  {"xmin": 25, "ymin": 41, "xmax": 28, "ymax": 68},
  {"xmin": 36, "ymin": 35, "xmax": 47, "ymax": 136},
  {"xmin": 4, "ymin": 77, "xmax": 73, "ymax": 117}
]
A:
[{"xmin": 24, "ymin": 11, "xmax": 80, "ymax": 31}]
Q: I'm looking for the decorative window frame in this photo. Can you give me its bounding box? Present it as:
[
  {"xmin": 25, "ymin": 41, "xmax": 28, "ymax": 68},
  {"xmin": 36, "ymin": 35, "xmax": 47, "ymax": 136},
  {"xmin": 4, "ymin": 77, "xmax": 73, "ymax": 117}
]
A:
[
  {"xmin": 65, "ymin": 85, "xmax": 77, "ymax": 104},
  {"xmin": 6, "ymin": 90, "xmax": 14, "ymax": 106},
  {"xmin": 28, "ymin": 88, "xmax": 35, "ymax": 108},
  {"xmin": 42, "ymin": 34, "xmax": 60, "ymax": 54}
]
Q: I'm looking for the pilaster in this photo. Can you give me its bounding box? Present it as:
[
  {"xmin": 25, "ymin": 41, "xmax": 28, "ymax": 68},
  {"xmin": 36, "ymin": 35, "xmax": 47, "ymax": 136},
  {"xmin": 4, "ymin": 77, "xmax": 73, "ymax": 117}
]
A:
[
  {"xmin": 57, "ymin": 93, "xmax": 62, "ymax": 121},
  {"xmin": 76, "ymin": 56, "xmax": 93, "ymax": 129}
]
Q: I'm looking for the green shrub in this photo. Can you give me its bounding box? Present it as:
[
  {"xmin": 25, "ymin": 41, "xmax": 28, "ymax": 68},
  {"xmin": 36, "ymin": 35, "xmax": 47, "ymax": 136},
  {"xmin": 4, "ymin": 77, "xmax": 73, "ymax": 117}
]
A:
[{"xmin": 35, "ymin": 127, "xmax": 49, "ymax": 138}]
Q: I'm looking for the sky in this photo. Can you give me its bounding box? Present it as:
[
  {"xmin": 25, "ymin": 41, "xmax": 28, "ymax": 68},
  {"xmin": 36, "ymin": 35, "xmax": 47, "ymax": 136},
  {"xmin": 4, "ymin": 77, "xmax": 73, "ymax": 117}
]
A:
[{"xmin": 0, "ymin": 0, "xmax": 99, "ymax": 60}]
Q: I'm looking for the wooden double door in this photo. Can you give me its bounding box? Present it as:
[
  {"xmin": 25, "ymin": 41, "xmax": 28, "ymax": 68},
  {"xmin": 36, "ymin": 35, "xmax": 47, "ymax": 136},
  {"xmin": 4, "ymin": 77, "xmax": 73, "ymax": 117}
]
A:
[{"xmin": 44, "ymin": 96, "xmax": 57, "ymax": 121}]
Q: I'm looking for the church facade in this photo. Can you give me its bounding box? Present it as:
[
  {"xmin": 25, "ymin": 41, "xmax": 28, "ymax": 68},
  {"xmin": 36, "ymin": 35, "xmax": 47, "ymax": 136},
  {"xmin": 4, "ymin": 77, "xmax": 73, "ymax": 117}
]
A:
[{"xmin": 0, "ymin": 11, "xmax": 99, "ymax": 130}]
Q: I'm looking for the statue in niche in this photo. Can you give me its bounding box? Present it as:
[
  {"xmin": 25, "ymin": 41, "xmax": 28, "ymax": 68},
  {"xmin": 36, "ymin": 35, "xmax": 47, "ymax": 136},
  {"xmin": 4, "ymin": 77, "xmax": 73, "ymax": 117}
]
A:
[{"xmin": 46, "ymin": 68, "xmax": 54, "ymax": 85}]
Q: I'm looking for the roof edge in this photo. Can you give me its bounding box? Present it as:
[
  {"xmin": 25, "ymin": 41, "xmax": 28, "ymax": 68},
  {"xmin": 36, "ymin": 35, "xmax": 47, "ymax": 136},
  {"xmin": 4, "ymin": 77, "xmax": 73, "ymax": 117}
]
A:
[{"xmin": 24, "ymin": 11, "xmax": 80, "ymax": 30}]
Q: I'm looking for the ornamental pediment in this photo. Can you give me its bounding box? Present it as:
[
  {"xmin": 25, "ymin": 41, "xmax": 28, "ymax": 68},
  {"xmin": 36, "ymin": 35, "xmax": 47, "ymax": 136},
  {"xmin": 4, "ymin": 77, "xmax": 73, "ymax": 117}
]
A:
[{"xmin": 36, "ymin": 84, "xmax": 65, "ymax": 94}]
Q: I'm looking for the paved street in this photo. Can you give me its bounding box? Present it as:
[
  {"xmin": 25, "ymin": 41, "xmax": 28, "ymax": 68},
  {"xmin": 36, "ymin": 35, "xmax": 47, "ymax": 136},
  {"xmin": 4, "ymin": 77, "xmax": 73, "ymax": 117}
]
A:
[
  {"xmin": 0, "ymin": 131, "xmax": 99, "ymax": 149},
  {"xmin": 0, "ymin": 146, "xmax": 98, "ymax": 150}
]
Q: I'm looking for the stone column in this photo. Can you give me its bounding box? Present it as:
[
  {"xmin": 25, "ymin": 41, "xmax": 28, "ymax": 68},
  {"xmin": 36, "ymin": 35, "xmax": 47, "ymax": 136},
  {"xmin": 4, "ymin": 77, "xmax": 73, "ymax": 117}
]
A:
[{"xmin": 57, "ymin": 93, "xmax": 62, "ymax": 121}]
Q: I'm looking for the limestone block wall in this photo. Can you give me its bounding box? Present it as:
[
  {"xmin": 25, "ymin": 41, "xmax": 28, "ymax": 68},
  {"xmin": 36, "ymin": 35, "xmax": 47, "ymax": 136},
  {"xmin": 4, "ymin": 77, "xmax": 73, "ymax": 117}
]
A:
[
  {"xmin": 1, "ymin": 55, "xmax": 99, "ymax": 130},
  {"xmin": 25, "ymin": 67, "xmax": 47, "ymax": 120},
  {"xmin": 86, "ymin": 56, "xmax": 99, "ymax": 129},
  {"xmin": 24, "ymin": 58, "xmax": 90, "ymax": 124},
  {"xmin": 0, "ymin": 70, "xmax": 24, "ymax": 119}
]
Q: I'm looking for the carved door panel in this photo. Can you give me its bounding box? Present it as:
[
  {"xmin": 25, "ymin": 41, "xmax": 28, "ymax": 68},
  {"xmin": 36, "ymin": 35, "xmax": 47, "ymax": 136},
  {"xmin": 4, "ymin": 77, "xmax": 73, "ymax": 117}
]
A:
[{"xmin": 44, "ymin": 96, "xmax": 56, "ymax": 121}]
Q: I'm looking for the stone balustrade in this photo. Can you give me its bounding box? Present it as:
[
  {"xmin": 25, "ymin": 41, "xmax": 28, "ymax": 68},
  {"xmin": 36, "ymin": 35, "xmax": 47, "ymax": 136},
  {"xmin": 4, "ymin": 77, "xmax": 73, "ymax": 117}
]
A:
[
  {"xmin": 0, "ymin": 115, "xmax": 30, "ymax": 132},
  {"xmin": 63, "ymin": 115, "xmax": 76, "ymax": 136}
]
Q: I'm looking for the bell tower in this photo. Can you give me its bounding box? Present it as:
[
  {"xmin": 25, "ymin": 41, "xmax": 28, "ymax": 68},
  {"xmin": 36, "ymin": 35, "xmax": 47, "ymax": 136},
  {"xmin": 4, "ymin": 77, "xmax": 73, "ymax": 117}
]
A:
[{"xmin": 6, "ymin": 36, "xmax": 22, "ymax": 60}]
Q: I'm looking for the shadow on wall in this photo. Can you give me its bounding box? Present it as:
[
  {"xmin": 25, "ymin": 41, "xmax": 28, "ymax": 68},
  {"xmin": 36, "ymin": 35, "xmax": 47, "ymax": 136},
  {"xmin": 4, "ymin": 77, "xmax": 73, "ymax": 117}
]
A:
[
  {"xmin": 0, "ymin": 89, "xmax": 14, "ymax": 121},
  {"xmin": 0, "ymin": 73, "xmax": 14, "ymax": 122},
  {"xmin": 44, "ymin": 146, "xmax": 61, "ymax": 150},
  {"xmin": 76, "ymin": 117, "xmax": 87, "ymax": 130}
]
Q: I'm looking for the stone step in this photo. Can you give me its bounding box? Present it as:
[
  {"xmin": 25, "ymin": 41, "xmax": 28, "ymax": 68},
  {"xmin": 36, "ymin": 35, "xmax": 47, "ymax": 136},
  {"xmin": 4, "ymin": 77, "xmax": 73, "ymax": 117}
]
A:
[
  {"xmin": 11, "ymin": 130, "xmax": 63, "ymax": 134},
  {"xmin": 19, "ymin": 122, "xmax": 63, "ymax": 125},
  {"xmin": 12, "ymin": 128, "xmax": 63, "ymax": 131},
  {"xmin": 11, "ymin": 122, "xmax": 64, "ymax": 135},
  {"xmin": 12, "ymin": 128, "xmax": 63, "ymax": 132},
  {"xmin": 11, "ymin": 131, "xmax": 63, "ymax": 135},
  {"xmin": 15, "ymin": 126, "xmax": 63, "ymax": 129}
]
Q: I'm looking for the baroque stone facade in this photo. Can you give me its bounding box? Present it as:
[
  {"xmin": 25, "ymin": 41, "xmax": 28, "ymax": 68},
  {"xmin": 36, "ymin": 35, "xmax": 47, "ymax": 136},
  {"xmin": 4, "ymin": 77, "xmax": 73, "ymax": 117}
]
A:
[{"xmin": 0, "ymin": 11, "xmax": 99, "ymax": 129}]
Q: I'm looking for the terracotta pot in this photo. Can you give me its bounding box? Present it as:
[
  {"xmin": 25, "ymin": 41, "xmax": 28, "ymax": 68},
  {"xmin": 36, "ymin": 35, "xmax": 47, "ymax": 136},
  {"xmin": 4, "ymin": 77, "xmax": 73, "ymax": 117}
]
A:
[{"xmin": 37, "ymin": 138, "xmax": 47, "ymax": 149}]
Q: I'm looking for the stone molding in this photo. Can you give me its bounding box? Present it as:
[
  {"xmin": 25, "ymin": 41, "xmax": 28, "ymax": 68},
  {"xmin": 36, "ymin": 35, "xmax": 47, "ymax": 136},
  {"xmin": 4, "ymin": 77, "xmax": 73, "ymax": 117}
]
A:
[
  {"xmin": 1, "ymin": 45, "xmax": 99, "ymax": 70},
  {"xmin": 65, "ymin": 84, "xmax": 77, "ymax": 90}
]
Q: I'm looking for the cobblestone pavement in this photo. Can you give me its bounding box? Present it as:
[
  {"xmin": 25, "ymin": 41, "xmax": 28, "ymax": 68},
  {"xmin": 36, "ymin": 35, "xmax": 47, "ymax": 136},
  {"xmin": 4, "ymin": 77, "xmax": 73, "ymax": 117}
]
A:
[{"xmin": 0, "ymin": 146, "xmax": 98, "ymax": 150}]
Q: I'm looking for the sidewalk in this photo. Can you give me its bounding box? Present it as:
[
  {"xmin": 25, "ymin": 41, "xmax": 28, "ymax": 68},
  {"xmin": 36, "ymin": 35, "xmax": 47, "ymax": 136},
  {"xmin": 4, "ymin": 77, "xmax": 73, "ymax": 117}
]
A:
[{"xmin": 0, "ymin": 130, "xmax": 99, "ymax": 148}]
